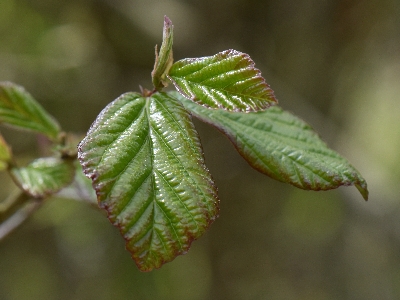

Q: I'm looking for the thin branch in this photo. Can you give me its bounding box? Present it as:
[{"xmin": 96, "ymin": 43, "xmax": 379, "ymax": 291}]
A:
[
  {"xmin": 0, "ymin": 198, "xmax": 42, "ymax": 241},
  {"xmin": 0, "ymin": 190, "xmax": 30, "ymax": 221}
]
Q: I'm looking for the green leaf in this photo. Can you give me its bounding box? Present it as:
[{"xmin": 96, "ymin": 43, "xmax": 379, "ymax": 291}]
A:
[
  {"xmin": 0, "ymin": 82, "xmax": 61, "ymax": 140},
  {"xmin": 0, "ymin": 133, "xmax": 11, "ymax": 171},
  {"xmin": 78, "ymin": 92, "xmax": 219, "ymax": 271},
  {"xmin": 11, "ymin": 157, "xmax": 75, "ymax": 198},
  {"xmin": 151, "ymin": 16, "xmax": 174, "ymax": 91},
  {"xmin": 174, "ymin": 92, "xmax": 368, "ymax": 200},
  {"xmin": 168, "ymin": 49, "xmax": 278, "ymax": 112}
]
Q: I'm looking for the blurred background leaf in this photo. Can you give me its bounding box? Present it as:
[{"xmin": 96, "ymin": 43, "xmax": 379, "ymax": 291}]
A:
[
  {"xmin": 0, "ymin": 0, "xmax": 399, "ymax": 299},
  {"xmin": 10, "ymin": 157, "xmax": 75, "ymax": 198},
  {"xmin": 0, "ymin": 82, "xmax": 61, "ymax": 140},
  {"xmin": 0, "ymin": 133, "xmax": 11, "ymax": 170}
]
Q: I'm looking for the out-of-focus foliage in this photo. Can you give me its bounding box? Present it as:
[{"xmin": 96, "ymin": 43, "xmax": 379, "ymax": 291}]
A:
[
  {"xmin": 0, "ymin": 134, "xmax": 11, "ymax": 171},
  {"xmin": 0, "ymin": 0, "xmax": 399, "ymax": 299},
  {"xmin": 0, "ymin": 82, "xmax": 61, "ymax": 140},
  {"xmin": 10, "ymin": 157, "xmax": 75, "ymax": 198}
]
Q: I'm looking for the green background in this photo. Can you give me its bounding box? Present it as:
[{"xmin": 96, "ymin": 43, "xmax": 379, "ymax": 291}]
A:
[{"xmin": 1, "ymin": 0, "xmax": 400, "ymax": 299}]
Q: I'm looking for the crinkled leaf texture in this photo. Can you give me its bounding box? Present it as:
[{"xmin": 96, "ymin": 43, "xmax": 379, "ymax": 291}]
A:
[
  {"xmin": 168, "ymin": 49, "xmax": 277, "ymax": 112},
  {"xmin": 0, "ymin": 82, "xmax": 60, "ymax": 140},
  {"xmin": 78, "ymin": 92, "xmax": 219, "ymax": 271},
  {"xmin": 174, "ymin": 92, "xmax": 368, "ymax": 200},
  {"xmin": 11, "ymin": 157, "xmax": 75, "ymax": 198}
]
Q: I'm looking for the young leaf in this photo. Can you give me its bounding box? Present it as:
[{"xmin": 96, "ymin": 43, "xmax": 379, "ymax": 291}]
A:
[
  {"xmin": 168, "ymin": 49, "xmax": 278, "ymax": 112},
  {"xmin": 151, "ymin": 16, "xmax": 174, "ymax": 91},
  {"xmin": 173, "ymin": 92, "xmax": 368, "ymax": 200},
  {"xmin": 0, "ymin": 82, "xmax": 61, "ymax": 140},
  {"xmin": 0, "ymin": 133, "xmax": 12, "ymax": 171},
  {"xmin": 78, "ymin": 92, "xmax": 219, "ymax": 271},
  {"xmin": 11, "ymin": 157, "xmax": 75, "ymax": 198}
]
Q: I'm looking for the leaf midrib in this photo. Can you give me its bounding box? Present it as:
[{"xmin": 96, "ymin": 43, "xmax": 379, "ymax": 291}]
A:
[
  {"xmin": 153, "ymin": 95, "xmax": 215, "ymax": 218},
  {"xmin": 146, "ymin": 97, "xmax": 182, "ymax": 256},
  {"xmin": 150, "ymin": 98, "xmax": 201, "ymax": 232},
  {"xmin": 192, "ymin": 110, "xmax": 348, "ymax": 185},
  {"xmin": 172, "ymin": 77, "xmax": 268, "ymax": 103},
  {"xmin": 214, "ymin": 112, "xmax": 343, "ymax": 160}
]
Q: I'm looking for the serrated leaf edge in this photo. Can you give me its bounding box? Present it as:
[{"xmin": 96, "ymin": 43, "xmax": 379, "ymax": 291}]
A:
[{"xmin": 168, "ymin": 49, "xmax": 278, "ymax": 112}]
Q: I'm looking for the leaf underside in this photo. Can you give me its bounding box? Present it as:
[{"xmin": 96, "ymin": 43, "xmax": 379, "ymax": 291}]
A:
[
  {"xmin": 168, "ymin": 49, "xmax": 277, "ymax": 112},
  {"xmin": 0, "ymin": 82, "xmax": 60, "ymax": 140},
  {"xmin": 174, "ymin": 92, "xmax": 368, "ymax": 200},
  {"xmin": 11, "ymin": 157, "xmax": 75, "ymax": 198},
  {"xmin": 78, "ymin": 92, "xmax": 219, "ymax": 271}
]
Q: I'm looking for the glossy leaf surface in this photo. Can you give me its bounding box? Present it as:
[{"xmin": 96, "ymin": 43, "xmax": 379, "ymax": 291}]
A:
[
  {"xmin": 11, "ymin": 157, "xmax": 75, "ymax": 198},
  {"xmin": 168, "ymin": 49, "xmax": 277, "ymax": 112},
  {"xmin": 78, "ymin": 92, "xmax": 219, "ymax": 271},
  {"xmin": 175, "ymin": 93, "xmax": 368, "ymax": 200},
  {"xmin": 0, "ymin": 133, "xmax": 11, "ymax": 171},
  {"xmin": 0, "ymin": 82, "xmax": 60, "ymax": 140}
]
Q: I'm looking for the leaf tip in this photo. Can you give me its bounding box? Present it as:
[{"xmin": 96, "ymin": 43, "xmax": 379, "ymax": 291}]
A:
[
  {"xmin": 164, "ymin": 15, "xmax": 172, "ymax": 27},
  {"xmin": 355, "ymin": 183, "xmax": 369, "ymax": 201}
]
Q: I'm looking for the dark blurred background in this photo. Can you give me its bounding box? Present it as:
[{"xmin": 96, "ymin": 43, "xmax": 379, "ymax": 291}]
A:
[{"xmin": 1, "ymin": 0, "xmax": 400, "ymax": 299}]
